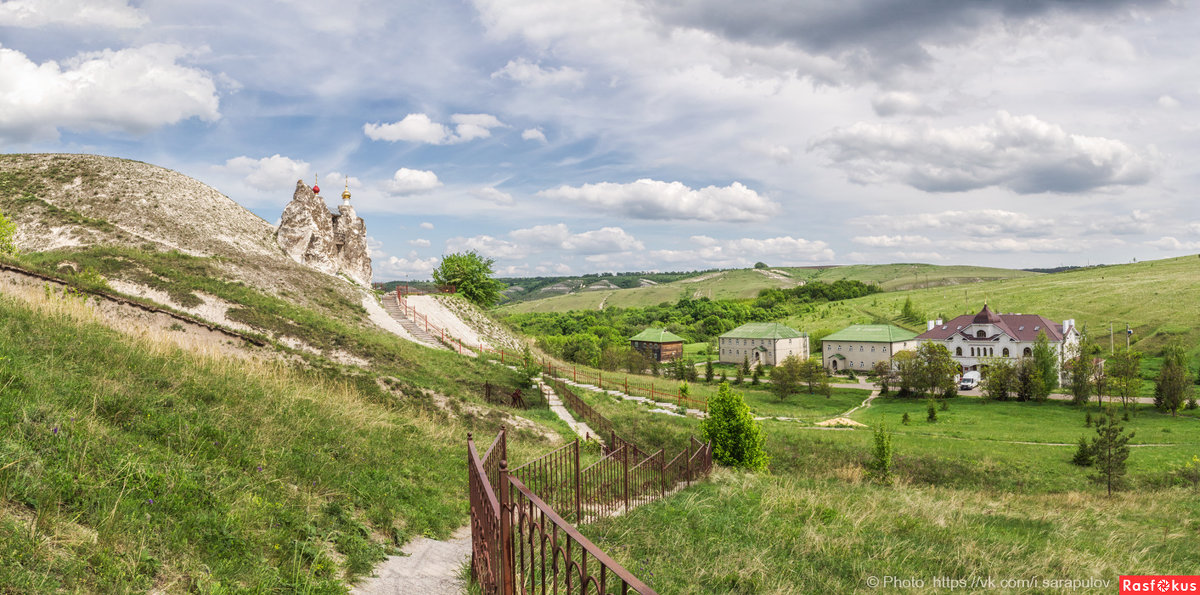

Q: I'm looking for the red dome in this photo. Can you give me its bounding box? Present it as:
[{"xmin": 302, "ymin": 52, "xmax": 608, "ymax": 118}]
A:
[{"xmin": 312, "ymin": 185, "xmax": 320, "ymax": 194}]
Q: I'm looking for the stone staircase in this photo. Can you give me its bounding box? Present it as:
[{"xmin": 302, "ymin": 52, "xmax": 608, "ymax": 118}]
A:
[{"xmin": 382, "ymin": 293, "xmax": 447, "ymax": 350}]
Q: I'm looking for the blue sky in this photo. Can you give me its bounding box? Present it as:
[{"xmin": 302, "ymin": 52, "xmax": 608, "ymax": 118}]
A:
[{"xmin": 2, "ymin": 0, "xmax": 1199, "ymax": 280}]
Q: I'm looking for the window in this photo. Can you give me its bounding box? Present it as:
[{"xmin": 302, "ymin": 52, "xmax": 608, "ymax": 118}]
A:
[
  {"xmin": 956, "ymin": 347, "xmax": 963, "ymax": 356},
  {"xmin": 976, "ymin": 330, "xmax": 986, "ymax": 338},
  {"xmin": 860, "ymin": 346, "xmax": 864, "ymax": 352},
  {"xmin": 1023, "ymin": 347, "xmax": 1032, "ymax": 357},
  {"xmin": 871, "ymin": 346, "xmax": 876, "ymax": 352},
  {"xmin": 1002, "ymin": 348, "xmax": 1010, "ymax": 357}
]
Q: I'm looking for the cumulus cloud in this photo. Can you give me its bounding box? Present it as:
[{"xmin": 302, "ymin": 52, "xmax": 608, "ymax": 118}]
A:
[
  {"xmin": 0, "ymin": 43, "xmax": 220, "ymax": 142},
  {"xmin": 951, "ymin": 237, "xmax": 1087, "ymax": 253},
  {"xmin": 492, "ymin": 58, "xmax": 585, "ymax": 87},
  {"xmin": 445, "ymin": 234, "xmax": 529, "ymax": 259},
  {"xmin": 852, "ymin": 234, "xmax": 933, "ymax": 247},
  {"xmin": 377, "ymin": 254, "xmax": 440, "ymax": 278},
  {"xmin": 0, "ymin": 0, "xmax": 147, "ymax": 28},
  {"xmin": 365, "ymin": 236, "xmax": 387, "ymax": 259},
  {"xmin": 522, "ymin": 127, "xmax": 548, "ymax": 143},
  {"xmin": 1087, "ymin": 210, "xmax": 1152, "ymax": 235},
  {"xmin": 1158, "ymin": 95, "xmax": 1181, "ymax": 109},
  {"xmin": 562, "ymin": 227, "xmax": 643, "ymax": 254},
  {"xmin": 650, "ymin": 235, "xmax": 835, "ymax": 267},
  {"xmin": 852, "ymin": 209, "xmax": 1045, "ymax": 237},
  {"xmin": 409, "ymin": 238, "xmax": 432, "ymax": 247},
  {"xmin": 813, "ymin": 111, "xmax": 1154, "ymax": 194},
  {"xmin": 363, "ymin": 112, "xmax": 505, "ymax": 144},
  {"xmin": 644, "ymin": 0, "xmax": 1162, "ymax": 76},
  {"xmin": 741, "ymin": 139, "xmax": 793, "ymax": 164},
  {"xmin": 385, "ymin": 168, "xmax": 442, "ymax": 194},
  {"xmin": 217, "ymin": 155, "xmax": 310, "ymax": 191},
  {"xmin": 1146, "ymin": 237, "xmax": 1200, "ymax": 251},
  {"xmin": 871, "ymin": 91, "xmax": 929, "ymax": 116},
  {"xmin": 420, "ymin": 222, "xmax": 435, "ymax": 230},
  {"xmin": 537, "ymin": 179, "xmax": 779, "ymax": 222},
  {"xmin": 451, "ymin": 224, "xmax": 643, "ymax": 261},
  {"xmin": 471, "ymin": 186, "xmax": 515, "ymax": 205}
]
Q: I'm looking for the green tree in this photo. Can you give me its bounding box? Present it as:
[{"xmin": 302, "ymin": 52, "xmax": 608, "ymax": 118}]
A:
[
  {"xmin": 431, "ymin": 251, "xmax": 504, "ymax": 307},
  {"xmin": 699, "ymin": 382, "xmax": 768, "ymax": 470},
  {"xmin": 1155, "ymin": 343, "xmax": 1193, "ymax": 416},
  {"xmin": 704, "ymin": 358, "xmax": 714, "ymax": 383},
  {"xmin": 1016, "ymin": 357, "xmax": 1045, "ymax": 402},
  {"xmin": 871, "ymin": 359, "xmax": 894, "ymax": 394},
  {"xmin": 980, "ymin": 357, "xmax": 1015, "ymax": 402},
  {"xmin": 870, "ymin": 424, "xmax": 894, "ymax": 482},
  {"xmin": 742, "ymin": 355, "xmax": 752, "ymax": 377},
  {"xmin": 798, "ymin": 357, "xmax": 827, "ymax": 394},
  {"xmin": 1108, "ymin": 348, "xmax": 1143, "ymax": 409},
  {"xmin": 1071, "ymin": 435, "xmax": 1094, "ymax": 467},
  {"xmin": 1090, "ymin": 409, "xmax": 1133, "ymax": 495},
  {"xmin": 1064, "ymin": 350, "xmax": 1095, "ymax": 406},
  {"xmin": 926, "ymin": 400, "xmax": 937, "ymax": 422},
  {"xmin": 1031, "ymin": 330, "xmax": 1058, "ymax": 393},
  {"xmin": 753, "ymin": 261, "xmax": 768, "ymax": 269},
  {"xmin": 892, "ymin": 350, "xmax": 920, "ymax": 397},
  {"xmin": 914, "ymin": 342, "xmax": 957, "ymax": 398},
  {"xmin": 770, "ymin": 355, "xmax": 803, "ymax": 401},
  {"xmin": 734, "ymin": 367, "xmax": 744, "ymax": 385},
  {"xmin": 0, "ymin": 208, "xmax": 16, "ymax": 256},
  {"xmin": 900, "ymin": 297, "xmax": 922, "ymax": 324}
]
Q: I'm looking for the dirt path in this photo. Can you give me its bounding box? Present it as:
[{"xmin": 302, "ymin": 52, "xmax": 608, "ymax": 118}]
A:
[
  {"xmin": 597, "ymin": 291, "xmax": 614, "ymax": 310},
  {"xmin": 540, "ymin": 379, "xmax": 598, "ymax": 439},
  {"xmin": 350, "ymin": 526, "xmax": 470, "ymax": 595}
]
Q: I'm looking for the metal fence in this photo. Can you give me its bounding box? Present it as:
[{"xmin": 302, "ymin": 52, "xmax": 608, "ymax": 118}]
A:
[{"xmin": 468, "ymin": 428, "xmax": 713, "ymax": 594}]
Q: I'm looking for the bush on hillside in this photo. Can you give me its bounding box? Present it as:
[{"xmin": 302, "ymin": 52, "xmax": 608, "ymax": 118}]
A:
[
  {"xmin": 432, "ymin": 251, "xmax": 504, "ymax": 307},
  {"xmin": 700, "ymin": 382, "xmax": 768, "ymax": 471}
]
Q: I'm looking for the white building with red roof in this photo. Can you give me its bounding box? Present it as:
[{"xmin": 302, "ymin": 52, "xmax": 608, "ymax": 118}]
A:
[{"xmin": 916, "ymin": 305, "xmax": 1081, "ymax": 381}]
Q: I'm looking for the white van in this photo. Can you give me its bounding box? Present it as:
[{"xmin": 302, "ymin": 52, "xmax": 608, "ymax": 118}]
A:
[{"xmin": 959, "ymin": 370, "xmax": 981, "ymax": 390}]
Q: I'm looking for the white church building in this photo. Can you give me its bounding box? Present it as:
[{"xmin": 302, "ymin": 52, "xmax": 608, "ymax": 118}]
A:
[{"xmin": 915, "ymin": 305, "xmax": 1081, "ymax": 382}]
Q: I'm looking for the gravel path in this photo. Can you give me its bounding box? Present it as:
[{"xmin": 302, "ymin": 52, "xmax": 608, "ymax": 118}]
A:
[
  {"xmin": 407, "ymin": 295, "xmax": 490, "ymax": 351},
  {"xmin": 350, "ymin": 526, "xmax": 471, "ymax": 595}
]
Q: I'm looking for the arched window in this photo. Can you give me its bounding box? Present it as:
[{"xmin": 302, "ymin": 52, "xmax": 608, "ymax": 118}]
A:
[
  {"xmin": 1023, "ymin": 347, "xmax": 1032, "ymax": 357},
  {"xmin": 1002, "ymin": 348, "xmax": 1010, "ymax": 357},
  {"xmin": 976, "ymin": 330, "xmax": 986, "ymax": 338},
  {"xmin": 956, "ymin": 347, "xmax": 962, "ymax": 356}
]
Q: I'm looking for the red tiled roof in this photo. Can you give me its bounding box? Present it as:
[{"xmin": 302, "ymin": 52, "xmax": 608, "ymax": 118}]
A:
[{"xmin": 917, "ymin": 308, "xmax": 1066, "ymax": 343}]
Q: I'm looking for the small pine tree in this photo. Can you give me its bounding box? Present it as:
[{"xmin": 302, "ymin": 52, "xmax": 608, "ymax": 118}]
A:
[
  {"xmin": 1071, "ymin": 435, "xmax": 1094, "ymax": 466},
  {"xmin": 1091, "ymin": 409, "xmax": 1133, "ymax": 496},
  {"xmin": 705, "ymin": 359, "xmax": 714, "ymax": 383},
  {"xmin": 751, "ymin": 366, "xmax": 762, "ymax": 386},
  {"xmin": 699, "ymin": 382, "xmax": 768, "ymax": 470},
  {"xmin": 742, "ymin": 355, "xmax": 752, "ymax": 377},
  {"xmin": 926, "ymin": 401, "xmax": 937, "ymax": 422},
  {"xmin": 734, "ymin": 367, "xmax": 744, "ymax": 385},
  {"xmin": 870, "ymin": 423, "xmax": 894, "ymax": 482},
  {"xmin": 939, "ymin": 399, "xmax": 949, "ymax": 411},
  {"xmin": 901, "ymin": 412, "xmax": 911, "ymax": 425},
  {"xmin": 719, "ymin": 371, "xmax": 728, "ymax": 385}
]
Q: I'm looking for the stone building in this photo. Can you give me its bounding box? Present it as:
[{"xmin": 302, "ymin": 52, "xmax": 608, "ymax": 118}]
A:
[
  {"xmin": 718, "ymin": 322, "xmax": 808, "ymax": 367},
  {"xmin": 915, "ymin": 305, "xmax": 1080, "ymax": 382},
  {"xmin": 276, "ymin": 177, "xmax": 371, "ymax": 286},
  {"xmin": 821, "ymin": 324, "xmax": 918, "ymax": 372}
]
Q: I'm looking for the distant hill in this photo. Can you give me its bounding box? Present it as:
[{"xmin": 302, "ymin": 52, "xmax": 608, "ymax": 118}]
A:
[{"xmin": 502, "ymin": 263, "xmax": 1036, "ymax": 314}]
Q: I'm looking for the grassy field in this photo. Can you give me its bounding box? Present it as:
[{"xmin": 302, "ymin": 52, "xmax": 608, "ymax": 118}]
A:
[
  {"xmin": 564, "ymin": 382, "xmax": 1200, "ymax": 593},
  {"xmin": 0, "ymin": 283, "xmax": 563, "ymax": 591},
  {"xmin": 501, "ymin": 264, "xmax": 1036, "ymax": 315}
]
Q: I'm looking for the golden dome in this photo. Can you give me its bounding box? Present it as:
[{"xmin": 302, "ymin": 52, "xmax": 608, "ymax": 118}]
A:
[{"xmin": 341, "ymin": 179, "xmax": 351, "ymax": 201}]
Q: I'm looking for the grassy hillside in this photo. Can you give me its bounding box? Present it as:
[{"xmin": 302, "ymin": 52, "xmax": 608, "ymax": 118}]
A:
[
  {"xmin": 782, "ymin": 255, "xmax": 1200, "ymax": 358},
  {"xmin": 502, "ymin": 264, "xmax": 1035, "ymax": 314}
]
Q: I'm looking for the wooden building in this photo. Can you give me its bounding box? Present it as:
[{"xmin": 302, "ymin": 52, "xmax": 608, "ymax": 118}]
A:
[{"xmin": 630, "ymin": 328, "xmax": 685, "ymax": 362}]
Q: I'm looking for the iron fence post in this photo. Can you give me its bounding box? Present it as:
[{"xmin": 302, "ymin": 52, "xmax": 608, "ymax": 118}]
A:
[
  {"xmin": 686, "ymin": 447, "xmax": 691, "ymax": 486},
  {"xmin": 499, "ymin": 458, "xmax": 514, "ymax": 595},
  {"xmin": 574, "ymin": 438, "xmax": 581, "ymax": 523},
  {"xmin": 659, "ymin": 450, "xmax": 665, "ymax": 498},
  {"xmin": 622, "ymin": 441, "xmax": 629, "ymax": 513}
]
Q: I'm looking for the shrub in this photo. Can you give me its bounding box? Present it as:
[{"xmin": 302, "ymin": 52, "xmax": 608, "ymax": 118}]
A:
[
  {"xmin": 1084, "ymin": 411, "xmax": 1093, "ymax": 427},
  {"xmin": 0, "ymin": 207, "xmax": 17, "ymax": 256},
  {"xmin": 699, "ymin": 382, "xmax": 768, "ymax": 471},
  {"xmin": 1071, "ymin": 435, "xmax": 1094, "ymax": 466},
  {"xmin": 1176, "ymin": 455, "xmax": 1200, "ymax": 489},
  {"xmin": 939, "ymin": 399, "xmax": 949, "ymax": 411},
  {"xmin": 870, "ymin": 424, "xmax": 894, "ymax": 482},
  {"xmin": 901, "ymin": 412, "xmax": 910, "ymax": 425},
  {"xmin": 926, "ymin": 401, "xmax": 937, "ymax": 422}
]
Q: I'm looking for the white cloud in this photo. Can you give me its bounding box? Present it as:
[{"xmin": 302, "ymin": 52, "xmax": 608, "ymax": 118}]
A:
[
  {"xmin": 741, "ymin": 139, "xmax": 792, "ymax": 164},
  {"xmin": 420, "ymin": 222, "xmax": 435, "ymax": 230},
  {"xmin": 1158, "ymin": 95, "xmax": 1181, "ymax": 109},
  {"xmin": 365, "ymin": 236, "xmax": 387, "ymax": 259},
  {"xmin": 1188, "ymin": 222, "xmax": 1200, "ymax": 235},
  {"xmin": 451, "ymin": 224, "xmax": 643, "ymax": 261},
  {"xmin": 537, "ymin": 179, "xmax": 779, "ymax": 222},
  {"xmin": 813, "ymin": 111, "xmax": 1154, "ymax": 194},
  {"xmin": 649, "ymin": 235, "xmax": 834, "ymax": 268},
  {"xmin": 562, "ymin": 227, "xmax": 643, "ymax": 254},
  {"xmin": 1146, "ymin": 237, "xmax": 1200, "ymax": 251},
  {"xmin": 852, "ymin": 235, "xmax": 933, "ymax": 248},
  {"xmin": 377, "ymin": 255, "xmax": 440, "ymax": 279},
  {"xmin": 471, "ymin": 186, "xmax": 515, "ymax": 205},
  {"xmin": 445, "ymin": 234, "xmax": 529, "ymax": 259},
  {"xmin": 385, "ymin": 168, "xmax": 442, "ymax": 194},
  {"xmin": 408, "ymin": 238, "xmax": 432, "ymax": 247},
  {"xmin": 492, "ymin": 58, "xmax": 585, "ymax": 87},
  {"xmin": 522, "ymin": 127, "xmax": 548, "ymax": 143},
  {"xmin": 0, "ymin": 0, "xmax": 147, "ymax": 28},
  {"xmin": 364, "ymin": 112, "xmax": 505, "ymax": 144},
  {"xmin": 509, "ymin": 223, "xmax": 571, "ymax": 246},
  {"xmin": 852, "ymin": 209, "xmax": 1045, "ymax": 237},
  {"xmin": 871, "ymin": 91, "xmax": 928, "ymax": 117},
  {"xmin": 951, "ymin": 238, "xmax": 1086, "ymax": 253},
  {"xmin": 217, "ymin": 154, "xmax": 310, "ymax": 192},
  {"xmin": 0, "ymin": 43, "xmax": 220, "ymax": 142},
  {"xmin": 1087, "ymin": 209, "xmax": 1152, "ymax": 235}
]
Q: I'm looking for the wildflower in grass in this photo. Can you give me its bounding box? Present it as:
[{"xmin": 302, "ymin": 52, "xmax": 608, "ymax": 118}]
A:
[
  {"xmin": 147, "ymin": 498, "xmax": 154, "ymax": 504},
  {"xmin": 257, "ymin": 465, "xmax": 263, "ymax": 472},
  {"xmin": 52, "ymin": 426, "xmax": 59, "ymax": 435}
]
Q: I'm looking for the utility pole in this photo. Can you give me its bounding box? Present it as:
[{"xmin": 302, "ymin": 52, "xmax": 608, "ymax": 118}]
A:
[
  {"xmin": 1109, "ymin": 322, "xmax": 1114, "ymax": 355},
  {"xmin": 1126, "ymin": 323, "xmax": 1131, "ymax": 350}
]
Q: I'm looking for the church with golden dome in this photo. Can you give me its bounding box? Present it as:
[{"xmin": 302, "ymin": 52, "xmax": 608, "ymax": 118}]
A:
[{"xmin": 275, "ymin": 175, "xmax": 372, "ymax": 286}]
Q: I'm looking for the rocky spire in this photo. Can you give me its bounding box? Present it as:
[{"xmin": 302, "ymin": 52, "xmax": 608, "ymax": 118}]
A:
[{"xmin": 276, "ymin": 178, "xmax": 371, "ymax": 286}]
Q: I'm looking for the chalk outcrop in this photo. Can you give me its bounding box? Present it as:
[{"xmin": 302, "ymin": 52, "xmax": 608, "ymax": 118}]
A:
[{"xmin": 276, "ymin": 180, "xmax": 371, "ymax": 286}]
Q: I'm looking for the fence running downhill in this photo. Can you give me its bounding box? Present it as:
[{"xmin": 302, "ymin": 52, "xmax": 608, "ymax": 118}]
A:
[{"xmin": 469, "ymin": 426, "xmax": 713, "ymax": 595}]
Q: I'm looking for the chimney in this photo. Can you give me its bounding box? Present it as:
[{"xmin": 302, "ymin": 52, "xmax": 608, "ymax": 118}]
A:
[
  {"xmin": 935, "ymin": 319, "xmax": 943, "ymax": 326},
  {"xmin": 927, "ymin": 320, "xmax": 936, "ymax": 331}
]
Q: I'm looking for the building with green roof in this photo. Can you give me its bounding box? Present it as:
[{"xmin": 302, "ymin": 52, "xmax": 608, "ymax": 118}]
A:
[
  {"xmin": 821, "ymin": 324, "xmax": 918, "ymax": 372},
  {"xmin": 718, "ymin": 322, "xmax": 808, "ymax": 367},
  {"xmin": 630, "ymin": 327, "xmax": 685, "ymax": 362}
]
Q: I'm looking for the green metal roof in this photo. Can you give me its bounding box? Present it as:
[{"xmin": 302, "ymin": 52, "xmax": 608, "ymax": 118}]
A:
[
  {"xmin": 629, "ymin": 328, "xmax": 686, "ymax": 343},
  {"xmin": 829, "ymin": 353, "xmax": 846, "ymax": 360},
  {"xmin": 821, "ymin": 324, "xmax": 918, "ymax": 343},
  {"xmin": 719, "ymin": 322, "xmax": 806, "ymax": 340}
]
